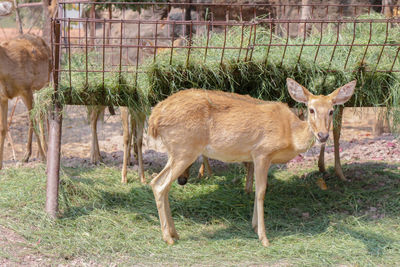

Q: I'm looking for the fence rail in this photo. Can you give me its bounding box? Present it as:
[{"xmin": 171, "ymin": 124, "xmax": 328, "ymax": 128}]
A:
[{"xmin": 45, "ymin": 1, "xmax": 400, "ymax": 217}]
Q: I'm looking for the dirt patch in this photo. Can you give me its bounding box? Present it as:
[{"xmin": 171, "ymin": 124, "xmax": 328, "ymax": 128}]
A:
[
  {"xmin": 3, "ymin": 100, "xmax": 399, "ymax": 172},
  {"xmin": 0, "ymin": 224, "xmax": 51, "ymax": 266}
]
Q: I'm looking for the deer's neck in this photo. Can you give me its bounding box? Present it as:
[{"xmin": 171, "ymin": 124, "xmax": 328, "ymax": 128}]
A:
[{"xmin": 291, "ymin": 119, "xmax": 315, "ymax": 153}]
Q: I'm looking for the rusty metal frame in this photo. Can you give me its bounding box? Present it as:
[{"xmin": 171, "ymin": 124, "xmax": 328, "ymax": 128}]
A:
[{"xmin": 46, "ymin": 1, "xmax": 400, "ymax": 217}]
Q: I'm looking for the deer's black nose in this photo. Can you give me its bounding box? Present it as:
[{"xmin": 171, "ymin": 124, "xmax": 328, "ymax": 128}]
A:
[{"xmin": 317, "ymin": 132, "xmax": 329, "ymax": 143}]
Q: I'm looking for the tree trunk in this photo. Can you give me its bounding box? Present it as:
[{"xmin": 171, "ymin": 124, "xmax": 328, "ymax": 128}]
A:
[
  {"xmin": 42, "ymin": 0, "xmax": 51, "ymax": 44},
  {"xmin": 298, "ymin": 0, "xmax": 311, "ymax": 36},
  {"xmin": 13, "ymin": 0, "xmax": 23, "ymax": 34}
]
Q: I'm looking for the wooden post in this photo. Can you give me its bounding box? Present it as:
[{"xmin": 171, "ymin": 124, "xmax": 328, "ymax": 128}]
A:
[
  {"xmin": 106, "ymin": 5, "xmax": 112, "ymax": 45},
  {"xmin": 45, "ymin": 20, "xmax": 62, "ymax": 219},
  {"xmin": 89, "ymin": 1, "xmax": 96, "ymax": 48},
  {"xmin": 382, "ymin": 0, "xmax": 393, "ymax": 18},
  {"xmin": 298, "ymin": 0, "xmax": 311, "ymax": 36},
  {"xmin": 184, "ymin": 0, "xmax": 192, "ymax": 38}
]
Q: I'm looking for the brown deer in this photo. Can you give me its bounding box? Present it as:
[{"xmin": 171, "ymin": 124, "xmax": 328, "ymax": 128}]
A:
[
  {"xmin": 0, "ymin": 34, "xmax": 50, "ymax": 169},
  {"xmin": 148, "ymin": 78, "xmax": 356, "ymax": 246}
]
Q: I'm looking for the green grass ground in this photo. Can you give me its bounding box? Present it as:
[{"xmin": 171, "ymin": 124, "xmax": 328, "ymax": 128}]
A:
[{"xmin": 0, "ymin": 161, "xmax": 399, "ymax": 266}]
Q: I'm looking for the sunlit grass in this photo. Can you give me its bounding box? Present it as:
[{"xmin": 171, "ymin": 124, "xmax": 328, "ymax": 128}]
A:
[{"xmin": 0, "ymin": 161, "xmax": 399, "ymax": 265}]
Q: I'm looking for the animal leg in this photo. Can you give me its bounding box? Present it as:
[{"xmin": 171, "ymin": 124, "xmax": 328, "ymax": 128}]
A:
[
  {"xmin": 21, "ymin": 92, "xmax": 46, "ymax": 162},
  {"xmin": 197, "ymin": 161, "xmax": 205, "ymax": 179},
  {"xmin": 88, "ymin": 106, "xmax": 103, "ymax": 164},
  {"xmin": 334, "ymin": 106, "xmax": 347, "ymax": 181},
  {"xmin": 0, "ymin": 99, "xmax": 8, "ymax": 169},
  {"xmin": 252, "ymin": 156, "xmax": 271, "ymax": 247},
  {"xmin": 151, "ymin": 155, "xmax": 196, "ymax": 244},
  {"xmin": 318, "ymin": 144, "xmax": 326, "ymax": 173},
  {"xmin": 22, "ymin": 120, "xmax": 33, "ymax": 162},
  {"xmin": 39, "ymin": 113, "xmax": 48, "ymax": 153},
  {"xmin": 134, "ymin": 112, "xmax": 146, "ymax": 184},
  {"xmin": 197, "ymin": 156, "xmax": 212, "ymax": 179},
  {"xmin": 121, "ymin": 107, "xmax": 131, "ymax": 183},
  {"xmin": 203, "ymin": 155, "xmax": 212, "ymax": 176}
]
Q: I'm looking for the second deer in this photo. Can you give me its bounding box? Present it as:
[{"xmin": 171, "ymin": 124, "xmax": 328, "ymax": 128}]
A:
[
  {"xmin": 0, "ymin": 34, "xmax": 50, "ymax": 169},
  {"xmin": 148, "ymin": 78, "xmax": 356, "ymax": 246}
]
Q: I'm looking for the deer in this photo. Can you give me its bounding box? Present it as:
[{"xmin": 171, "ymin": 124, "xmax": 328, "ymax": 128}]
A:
[
  {"xmin": 0, "ymin": 34, "xmax": 51, "ymax": 169},
  {"xmin": 148, "ymin": 78, "xmax": 356, "ymax": 246}
]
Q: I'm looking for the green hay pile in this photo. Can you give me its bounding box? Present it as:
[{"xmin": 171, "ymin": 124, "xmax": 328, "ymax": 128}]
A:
[
  {"xmin": 33, "ymin": 51, "xmax": 151, "ymax": 119},
  {"xmin": 34, "ymin": 13, "xmax": 400, "ymax": 126},
  {"xmin": 148, "ymin": 13, "xmax": 400, "ymax": 110}
]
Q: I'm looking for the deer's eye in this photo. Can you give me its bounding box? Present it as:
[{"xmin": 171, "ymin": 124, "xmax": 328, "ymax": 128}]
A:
[
  {"xmin": 309, "ymin": 108, "xmax": 315, "ymax": 114},
  {"xmin": 329, "ymin": 110, "xmax": 334, "ymax": 116}
]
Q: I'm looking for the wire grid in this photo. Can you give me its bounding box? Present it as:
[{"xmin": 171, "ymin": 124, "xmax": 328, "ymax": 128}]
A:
[
  {"xmin": 0, "ymin": 2, "xmax": 45, "ymax": 40},
  {"xmin": 52, "ymin": 1, "xmax": 400, "ymax": 92}
]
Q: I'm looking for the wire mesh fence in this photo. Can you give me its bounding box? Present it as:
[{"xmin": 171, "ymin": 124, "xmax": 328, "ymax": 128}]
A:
[
  {"xmin": 53, "ymin": 1, "xmax": 400, "ymax": 79},
  {"xmin": 44, "ymin": 0, "xmax": 400, "ymax": 217},
  {"xmin": 0, "ymin": 1, "xmax": 46, "ymax": 41}
]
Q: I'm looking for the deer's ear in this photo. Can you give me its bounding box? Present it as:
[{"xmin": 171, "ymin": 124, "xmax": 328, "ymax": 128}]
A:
[
  {"xmin": 329, "ymin": 80, "xmax": 357, "ymax": 105},
  {"xmin": 287, "ymin": 78, "xmax": 313, "ymax": 104}
]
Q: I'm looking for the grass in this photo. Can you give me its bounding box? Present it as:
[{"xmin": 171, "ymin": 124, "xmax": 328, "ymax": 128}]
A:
[{"xmin": 0, "ymin": 161, "xmax": 399, "ymax": 265}]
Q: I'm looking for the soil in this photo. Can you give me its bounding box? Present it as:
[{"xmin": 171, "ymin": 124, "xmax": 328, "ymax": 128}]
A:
[{"xmin": 3, "ymin": 99, "xmax": 399, "ymax": 171}]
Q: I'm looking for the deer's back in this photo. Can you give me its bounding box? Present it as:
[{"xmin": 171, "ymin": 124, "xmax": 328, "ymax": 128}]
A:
[{"xmin": 0, "ymin": 34, "xmax": 51, "ymax": 98}]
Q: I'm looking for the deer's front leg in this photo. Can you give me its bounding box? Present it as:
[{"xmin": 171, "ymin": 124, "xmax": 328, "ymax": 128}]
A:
[
  {"xmin": 121, "ymin": 107, "xmax": 131, "ymax": 184},
  {"xmin": 134, "ymin": 112, "xmax": 146, "ymax": 184},
  {"xmin": 0, "ymin": 99, "xmax": 8, "ymax": 169},
  {"xmin": 89, "ymin": 107, "xmax": 102, "ymax": 164},
  {"xmin": 318, "ymin": 143, "xmax": 326, "ymax": 173},
  {"xmin": 252, "ymin": 155, "xmax": 271, "ymax": 247},
  {"xmin": 21, "ymin": 92, "xmax": 46, "ymax": 162},
  {"xmin": 334, "ymin": 106, "xmax": 347, "ymax": 181}
]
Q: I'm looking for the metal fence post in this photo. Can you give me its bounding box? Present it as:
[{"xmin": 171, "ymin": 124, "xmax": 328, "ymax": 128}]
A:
[{"xmin": 45, "ymin": 19, "xmax": 62, "ymax": 219}]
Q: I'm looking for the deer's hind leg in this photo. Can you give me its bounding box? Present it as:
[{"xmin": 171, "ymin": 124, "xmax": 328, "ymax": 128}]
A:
[
  {"xmin": 133, "ymin": 112, "xmax": 146, "ymax": 184},
  {"xmin": 21, "ymin": 91, "xmax": 46, "ymax": 163},
  {"xmin": 333, "ymin": 106, "xmax": 346, "ymax": 181},
  {"xmin": 151, "ymin": 153, "xmax": 198, "ymax": 245},
  {"xmin": 197, "ymin": 155, "xmax": 212, "ymax": 179},
  {"xmin": 121, "ymin": 107, "xmax": 132, "ymax": 184},
  {"xmin": 0, "ymin": 99, "xmax": 8, "ymax": 169},
  {"xmin": 88, "ymin": 106, "xmax": 104, "ymax": 164}
]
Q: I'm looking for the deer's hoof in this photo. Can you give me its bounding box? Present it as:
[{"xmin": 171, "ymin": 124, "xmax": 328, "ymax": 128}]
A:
[
  {"xmin": 90, "ymin": 156, "xmax": 102, "ymax": 165},
  {"xmin": 260, "ymin": 237, "xmax": 270, "ymax": 247},
  {"xmin": 21, "ymin": 153, "xmax": 30, "ymax": 163},
  {"xmin": 170, "ymin": 231, "xmax": 180, "ymax": 240},
  {"xmin": 164, "ymin": 236, "xmax": 175, "ymax": 245}
]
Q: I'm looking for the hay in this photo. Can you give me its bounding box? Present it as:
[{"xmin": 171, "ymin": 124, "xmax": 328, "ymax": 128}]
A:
[{"xmin": 148, "ymin": 13, "xmax": 400, "ymax": 108}]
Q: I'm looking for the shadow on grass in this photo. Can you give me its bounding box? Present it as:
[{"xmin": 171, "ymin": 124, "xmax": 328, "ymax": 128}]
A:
[{"xmin": 59, "ymin": 161, "xmax": 400, "ymax": 253}]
